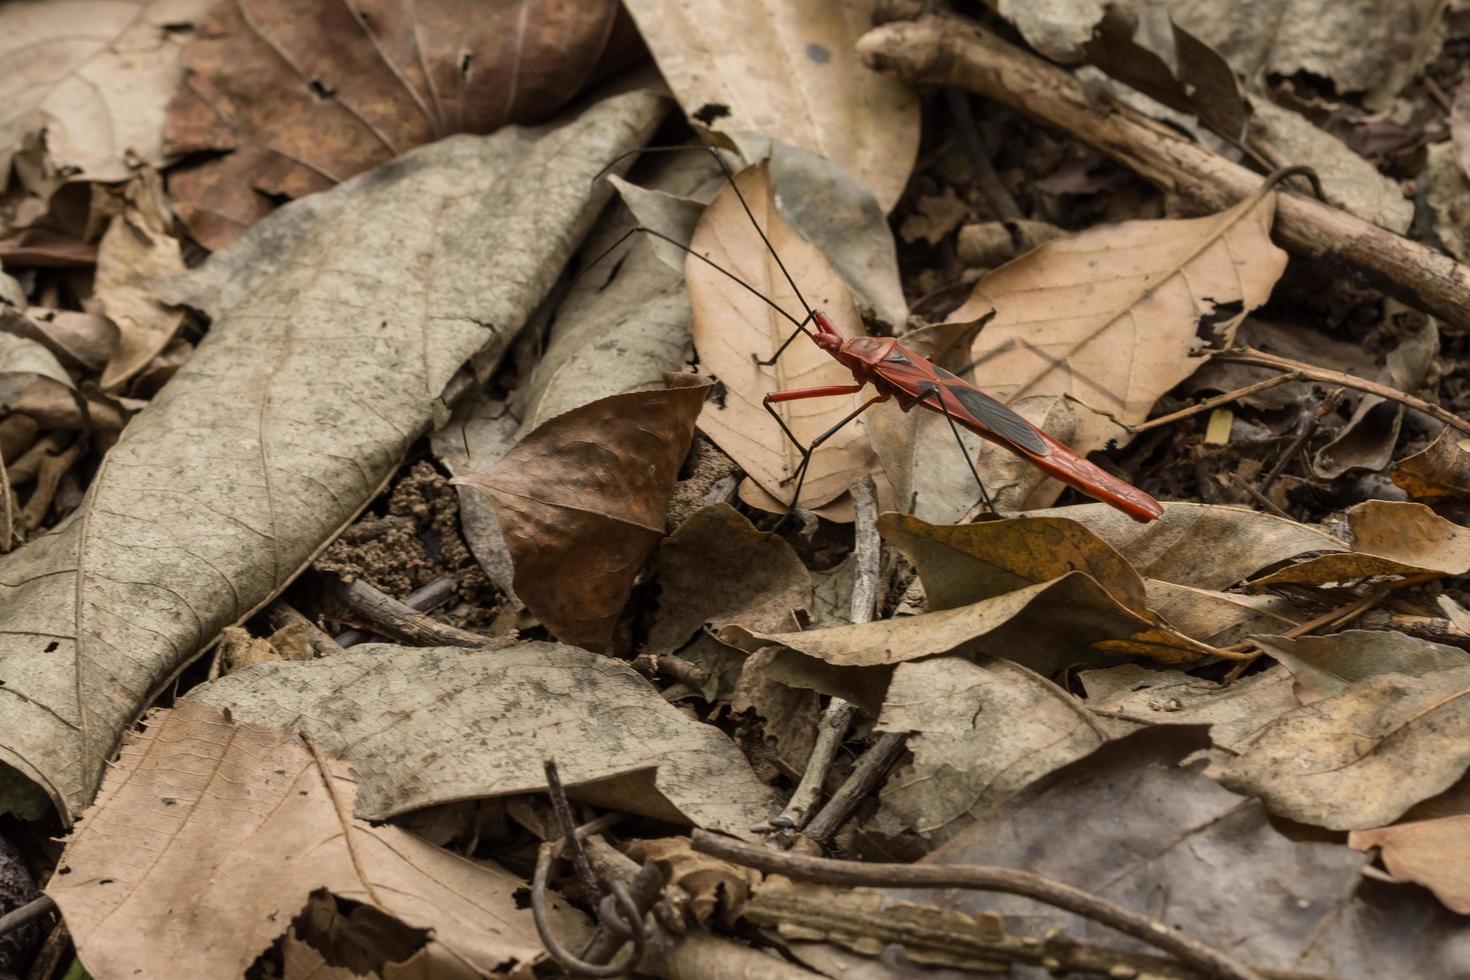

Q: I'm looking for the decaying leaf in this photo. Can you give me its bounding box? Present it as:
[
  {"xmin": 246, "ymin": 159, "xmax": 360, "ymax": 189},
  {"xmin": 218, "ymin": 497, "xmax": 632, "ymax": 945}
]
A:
[
  {"xmin": 878, "ymin": 656, "xmax": 1120, "ymax": 842},
  {"xmin": 877, "ymin": 512, "xmax": 1148, "ymax": 613},
  {"xmin": 188, "ymin": 642, "xmax": 779, "ymax": 836},
  {"xmin": 623, "ymin": 0, "xmax": 919, "ymax": 212},
  {"xmin": 48, "ymin": 701, "xmax": 574, "ymax": 980},
  {"xmin": 687, "ymin": 165, "xmax": 873, "ymax": 511},
  {"xmin": 1026, "ymin": 502, "xmax": 1346, "ymax": 590},
  {"xmin": 165, "ymin": 0, "xmax": 625, "ymax": 247},
  {"xmin": 1142, "ymin": 580, "xmax": 1300, "ymax": 647},
  {"xmin": 93, "ymin": 169, "xmax": 187, "ymax": 391},
  {"xmin": 0, "ymin": 0, "xmax": 213, "ymax": 184},
  {"xmin": 453, "ymin": 377, "xmax": 709, "ymax": 653},
  {"xmin": 0, "ymin": 91, "xmax": 665, "ymax": 822},
  {"xmin": 890, "ymin": 727, "xmax": 1470, "ymax": 979},
  {"xmin": 429, "ymin": 391, "xmax": 519, "ymax": 598},
  {"xmin": 951, "ymin": 186, "xmax": 1287, "ymax": 455},
  {"xmin": 1253, "ymin": 630, "xmax": 1469, "ymax": 704},
  {"xmin": 1080, "ymin": 662, "xmax": 1299, "ymax": 751},
  {"xmin": 647, "ymin": 503, "xmax": 811, "ymax": 656},
  {"xmin": 1391, "ymin": 427, "xmax": 1470, "ymax": 500},
  {"xmin": 1350, "ymin": 816, "xmax": 1470, "ymax": 915},
  {"xmin": 1214, "ymin": 663, "xmax": 1470, "ymax": 830},
  {"xmin": 1, "ymin": 307, "xmax": 116, "ymax": 375},
  {"xmin": 1248, "ymin": 500, "xmax": 1470, "ymax": 587},
  {"xmin": 0, "ymin": 332, "xmax": 72, "ymax": 404},
  {"xmin": 623, "ymin": 837, "xmax": 759, "ymax": 929}
]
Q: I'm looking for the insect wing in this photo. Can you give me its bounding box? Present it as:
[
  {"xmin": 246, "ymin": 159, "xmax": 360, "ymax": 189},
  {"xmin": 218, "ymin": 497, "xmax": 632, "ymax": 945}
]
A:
[{"xmin": 875, "ymin": 354, "xmax": 1049, "ymax": 455}]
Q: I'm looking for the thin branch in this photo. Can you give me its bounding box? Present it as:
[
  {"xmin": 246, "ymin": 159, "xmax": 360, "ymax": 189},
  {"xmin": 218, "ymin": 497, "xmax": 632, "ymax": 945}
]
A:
[
  {"xmin": 334, "ymin": 576, "xmax": 498, "ymax": 648},
  {"xmin": 801, "ymin": 731, "xmax": 908, "ymax": 847},
  {"xmin": 303, "ymin": 734, "xmax": 382, "ymax": 908},
  {"xmin": 691, "ymin": 831, "xmax": 1265, "ymax": 980},
  {"xmin": 1127, "ymin": 375, "xmax": 1298, "ymax": 435},
  {"xmin": 334, "ymin": 575, "xmax": 456, "ymax": 647},
  {"xmin": 0, "ymin": 894, "xmax": 54, "ymax": 939}
]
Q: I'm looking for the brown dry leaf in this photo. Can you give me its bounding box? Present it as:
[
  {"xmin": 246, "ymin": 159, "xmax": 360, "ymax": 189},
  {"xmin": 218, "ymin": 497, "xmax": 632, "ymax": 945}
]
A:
[
  {"xmin": 720, "ymin": 573, "xmax": 1217, "ymax": 702},
  {"xmin": 1391, "ymin": 427, "xmax": 1470, "ymax": 500},
  {"xmin": 0, "ymin": 0, "xmax": 213, "ymax": 183},
  {"xmin": 1350, "ymin": 817, "xmax": 1470, "ymax": 915},
  {"xmin": 48, "ymin": 701, "xmax": 576, "ymax": 980},
  {"xmin": 688, "ymin": 164, "xmax": 873, "ymax": 510},
  {"xmin": 1253, "ymin": 630, "xmax": 1469, "ymax": 705},
  {"xmin": 647, "ymin": 503, "xmax": 811, "ymax": 656},
  {"xmin": 950, "ymin": 187, "xmax": 1287, "ymax": 455},
  {"xmin": 891, "ymin": 727, "xmax": 1470, "ymax": 979},
  {"xmin": 1080, "ymin": 662, "xmax": 1299, "ymax": 752},
  {"xmin": 453, "ymin": 377, "xmax": 709, "ymax": 653},
  {"xmin": 1214, "ymin": 663, "xmax": 1470, "ymax": 830},
  {"xmin": 164, "ymin": 0, "xmax": 624, "ymax": 247},
  {"xmin": 188, "ymin": 641, "xmax": 779, "ymax": 835},
  {"xmin": 0, "ymin": 333, "xmax": 72, "ymax": 405},
  {"xmin": 1, "ymin": 308, "xmax": 116, "ymax": 375},
  {"xmin": 430, "ymin": 391, "xmax": 519, "ymax": 599},
  {"xmin": 1249, "ymin": 500, "xmax": 1470, "ymax": 588},
  {"xmin": 877, "ymin": 512, "xmax": 1148, "ymax": 613},
  {"xmin": 1026, "ymin": 501, "xmax": 1346, "ymax": 590},
  {"xmin": 623, "ymin": 0, "xmax": 919, "ymax": 212},
  {"xmin": 1142, "ymin": 580, "xmax": 1300, "ymax": 647},
  {"xmin": 623, "ymin": 837, "xmax": 759, "ymax": 929},
  {"xmin": 877, "ymin": 656, "xmax": 1120, "ymax": 844},
  {"xmin": 0, "ymin": 92, "xmax": 665, "ymax": 822},
  {"xmin": 93, "ymin": 169, "xmax": 187, "ymax": 391}
]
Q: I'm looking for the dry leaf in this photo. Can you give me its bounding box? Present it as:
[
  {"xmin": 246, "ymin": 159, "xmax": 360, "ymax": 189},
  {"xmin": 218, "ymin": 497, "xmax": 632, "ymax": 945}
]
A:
[
  {"xmin": 1248, "ymin": 500, "xmax": 1470, "ymax": 587},
  {"xmin": 1142, "ymin": 580, "xmax": 1300, "ymax": 646},
  {"xmin": 454, "ymin": 378, "xmax": 709, "ymax": 653},
  {"xmin": 0, "ymin": 308, "xmax": 116, "ymax": 375},
  {"xmin": 93, "ymin": 169, "xmax": 187, "ymax": 391},
  {"xmin": 688, "ymin": 164, "xmax": 873, "ymax": 510},
  {"xmin": 429, "ymin": 391, "xmax": 519, "ymax": 598},
  {"xmin": 878, "ymin": 656, "xmax": 1120, "ymax": 843},
  {"xmin": 1350, "ymin": 817, "xmax": 1470, "ymax": 915},
  {"xmin": 1080, "ymin": 663, "xmax": 1299, "ymax": 752},
  {"xmin": 623, "ymin": 0, "xmax": 919, "ymax": 211},
  {"xmin": 890, "ymin": 726, "xmax": 1470, "ymax": 979},
  {"xmin": 1391, "ymin": 427, "xmax": 1470, "ymax": 500},
  {"xmin": 1252, "ymin": 630, "xmax": 1469, "ymax": 705},
  {"xmin": 164, "ymin": 0, "xmax": 625, "ymax": 248},
  {"xmin": 623, "ymin": 837, "xmax": 759, "ymax": 929},
  {"xmin": 0, "ymin": 333, "xmax": 72, "ymax": 404},
  {"xmin": 0, "ymin": 0, "xmax": 213, "ymax": 183},
  {"xmin": 188, "ymin": 641, "xmax": 780, "ymax": 836},
  {"xmin": 0, "ymin": 92, "xmax": 665, "ymax": 822},
  {"xmin": 1426, "ymin": 140, "xmax": 1470, "ymax": 261},
  {"xmin": 1026, "ymin": 502, "xmax": 1346, "ymax": 590},
  {"xmin": 647, "ymin": 503, "xmax": 811, "ymax": 656},
  {"xmin": 1214, "ymin": 663, "xmax": 1470, "ymax": 830},
  {"xmin": 951, "ymin": 187, "xmax": 1286, "ymax": 455},
  {"xmin": 878, "ymin": 512, "xmax": 1148, "ymax": 614},
  {"xmin": 48, "ymin": 701, "xmax": 575, "ymax": 980}
]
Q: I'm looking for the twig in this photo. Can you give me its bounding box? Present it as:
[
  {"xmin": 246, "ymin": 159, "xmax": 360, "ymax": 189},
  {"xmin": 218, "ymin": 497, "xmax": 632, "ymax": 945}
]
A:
[
  {"xmin": 1260, "ymin": 389, "xmax": 1341, "ymax": 494},
  {"xmin": 533, "ymin": 843, "xmax": 644, "ymax": 978},
  {"xmin": 265, "ymin": 601, "xmax": 346, "ymax": 657},
  {"xmin": 945, "ymin": 89, "xmax": 1023, "ymax": 220},
  {"xmin": 333, "ymin": 575, "xmax": 457, "ymax": 647},
  {"xmin": 1230, "ymin": 472, "xmax": 1292, "ymax": 520},
  {"xmin": 1216, "ymin": 347, "xmax": 1466, "ymax": 433},
  {"xmin": 302, "ymin": 735, "xmax": 382, "ymax": 908},
  {"xmin": 857, "ymin": 17, "xmax": 1470, "ymax": 331},
  {"xmin": 334, "ymin": 576, "xmax": 494, "ymax": 648},
  {"xmin": 18, "ymin": 437, "xmax": 83, "ymax": 531},
  {"xmin": 0, "ymin": 448, "xmax": 12, "ymax": 554},
  {"xmin": 544, "ymin": 758, "xmax": 601, "ymax": 907},
  {"xmin": 801, "ymin": 731, "xmax": 908, "ymax": 847},
  {"xmin": 0, "ymin": 895, "xmax": 54, "ymax": 939},
  {"xmin": 690, "ymin": 831, "xmax": 1265, "ymax": 980},
  {"xmin": 1128, "ymin": 375, "xmax": 1299, "ymax": 435},
  {"xmin": 773, "ymin": 476, "xmax": 882, "ymax": 832}
]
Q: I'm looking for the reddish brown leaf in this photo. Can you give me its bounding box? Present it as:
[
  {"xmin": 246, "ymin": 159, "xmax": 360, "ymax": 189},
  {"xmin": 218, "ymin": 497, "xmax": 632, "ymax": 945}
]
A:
[
  {"xmin": 454, "ymin": 377, "xmax": 710, "ymax": 653},
  {"xmin": 164, "ymin": 0, "xmax": 624, "ymax": 248}
]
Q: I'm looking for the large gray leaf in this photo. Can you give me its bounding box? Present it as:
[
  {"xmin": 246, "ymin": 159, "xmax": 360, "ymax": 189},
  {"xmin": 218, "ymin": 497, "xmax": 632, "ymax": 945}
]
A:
[
  {"xmin": 0, "ymin": 91, "xmax": 666, "ymax": 821},
  {"xmin": 188, "ymin": 642, "xmax": 778, "ymax": 838}
]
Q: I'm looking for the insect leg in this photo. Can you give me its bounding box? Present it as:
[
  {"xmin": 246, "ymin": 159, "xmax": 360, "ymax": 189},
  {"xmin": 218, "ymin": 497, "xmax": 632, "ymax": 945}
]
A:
[
  {"xmin": 752, "ymin": 310, "xmax": 817, "ymax": 367},
  {"xmin": 761, "ymin": 388, "xmax": 885, "ymax": 530},
  {"xmin": 918, "ymin": 383, "xmax": 999, "ymax": 517}
]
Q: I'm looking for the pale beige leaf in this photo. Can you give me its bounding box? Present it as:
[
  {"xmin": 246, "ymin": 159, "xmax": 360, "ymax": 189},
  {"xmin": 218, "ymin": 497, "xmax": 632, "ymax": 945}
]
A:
[
  {"xmin": 0, "ymin": 92, "xmax": 665, "ymax": 822},
  {"xmin": 0, "ymin": 332, "xmax": 71, "ymax": 403},
  {"xmin": 3, "ymin": 308, "xmax": 117, "ymax": 374},
  {"xmin": 48, "ymin": 701, "xmax": 572, "ymax": 980},
  {"xmin": 1214, "ymin": 664, "xmax": 1470, "ymax": 830},
  {"xmin": 188, "ymin": 642, "xmax": 779, "ymax": 837},
  {"xmin": 1350, "ymin": 816, "xmax": 1470, "ymax": 915},
  {"xmin": 0, "ymin": 0, "xmax": 214, "ymax": 182},
  {"xmin": 878, "ymin": 656, "xmax": 1118, "ymax": 842},
  {"xmin": 952, "ymin": 190, "xmax": 1287, "ymax": 454},
  {"xmin": 688, "ymin": 165, "xmax": 873, "ymax": 509},
  {"xmin": 94, "ymin": 169, "xmax": 187, "ymax": 391},
  {"xmin": 623, "ymin": 0, "xmax": 920, "ymax": 211}
]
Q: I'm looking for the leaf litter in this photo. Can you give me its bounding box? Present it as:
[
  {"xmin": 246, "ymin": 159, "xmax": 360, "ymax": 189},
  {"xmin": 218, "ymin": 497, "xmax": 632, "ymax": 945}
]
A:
[{"xmin": 3, "ymin": 2, "xmax": 1470, "ymax": 978}]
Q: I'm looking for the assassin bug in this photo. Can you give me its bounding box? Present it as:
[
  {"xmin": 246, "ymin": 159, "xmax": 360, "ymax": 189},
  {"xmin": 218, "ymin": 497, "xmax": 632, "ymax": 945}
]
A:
[{"xmin": 590, "ymin": 147, "xmax": 1164, "ymax": 524}]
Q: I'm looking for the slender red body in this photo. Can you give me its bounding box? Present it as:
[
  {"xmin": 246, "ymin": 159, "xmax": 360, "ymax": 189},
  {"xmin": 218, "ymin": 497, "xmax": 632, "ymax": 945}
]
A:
[{"xmin": 808, "ymin": 311, "xmax": 1163, "ymax": 522}]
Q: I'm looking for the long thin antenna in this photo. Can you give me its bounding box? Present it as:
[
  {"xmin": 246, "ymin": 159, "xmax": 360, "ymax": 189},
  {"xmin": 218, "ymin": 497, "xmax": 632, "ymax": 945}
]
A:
[
  {"xmin": 590, "ymin": 143, "xmax": 816, "ymax": 320},
  {"xmin": 573, "ymin": 224, "xmax": 808, "ymax": 330}
]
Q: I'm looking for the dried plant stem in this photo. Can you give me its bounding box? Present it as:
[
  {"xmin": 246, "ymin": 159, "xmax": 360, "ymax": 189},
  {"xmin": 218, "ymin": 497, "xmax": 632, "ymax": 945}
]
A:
[
  {"xmin": 0, "ymin": 894, "xmax": 54, "ymax": 940},
  {"xmin": 17, "ymin": 437, "xmax": 83, "ymax": 531},
  {"xmin": 945, "ymin": 89, "xmax": 1022, "ymax": 220},
  {"xmin": 691, "ymin": 831, "xmax": 1265, "ymax": 980},
  {"xmin": 1128, "ymin": 375, "xmax": 1298, "ymax": 434},
  {"xmin": 801, "ymin": 731, "xmax": 908, "ymax": 847},
  {"xmin": 334, "ymin": 575, "xmax": 457, "ymax": 647},
  {"xmin": 0, "ymin": 450, "xmax": 12, "ymax": 554},
  {"xmin": 335, "ymin": 576, "xmax": 495, "ymax": 648},
  {"xmin": 857, "ymin": 16, "xmax": 1470, "ymax": 332},
  {"xmin": 776, "ymin": 476, "xmax": 882, "ymax": 832}
]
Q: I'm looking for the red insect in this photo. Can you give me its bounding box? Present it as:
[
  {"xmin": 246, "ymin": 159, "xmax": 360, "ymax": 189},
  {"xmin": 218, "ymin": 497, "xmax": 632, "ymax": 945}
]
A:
[{"xmin": 594, "ymin": 148, "xmax": 1163, "ymax": 524}]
